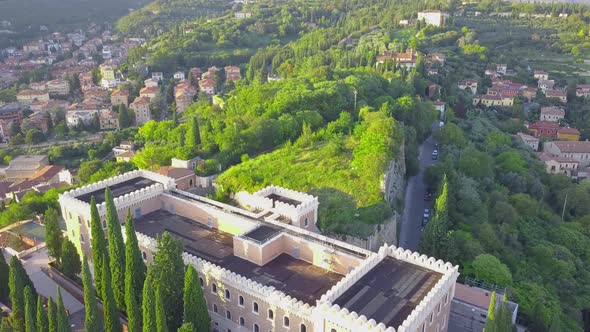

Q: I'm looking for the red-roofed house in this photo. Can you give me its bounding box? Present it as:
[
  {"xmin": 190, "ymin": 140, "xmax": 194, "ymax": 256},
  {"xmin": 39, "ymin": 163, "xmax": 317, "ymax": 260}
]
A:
[
  {"xmin": 140, "ymin": 86, "xmax": 159, "ymax": 99},
  {"xmin": 528, "ymin": 121, "xmax": 559, "ymax": 139},
  {"xmin": 130, "ymin": 96, "xmax": 151, "ymax": 125},
  {"xmin": 557, "ymin": 127, "xmax": 580, "ymax": 141},
  {"xmin": 111, "ymin": 88, "xmax": 129, "ymax": 107},
  {"xmin": 155, "ymin": 166, "xmax": 196, "ymax": 190},
  {"xmin": 199, "ymin": 79, "xmax": 216, "ymax": 97},
  {"xmin": 545, "ymin": 89, "xmax": 567, "ymax": 103}
]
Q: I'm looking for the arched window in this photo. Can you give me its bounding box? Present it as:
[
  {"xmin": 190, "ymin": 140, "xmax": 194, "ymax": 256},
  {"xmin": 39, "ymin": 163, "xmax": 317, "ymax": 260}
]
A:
[
  {"xmin": 253, "ymin": 324, "xmax": 260, "ymax": 332},
  {"xmin": 252, "ymin": 302, "xmax": 259, "ymax": 314},
  {"xmin": 199, "ymin": 277, "xmax": 204, "ymax": 287},
  {"xmin": 226, "ymin": 310, "xmax": 231, "ymax": 320},
  {"xmin": 238, "ymin": 296, "xmax": 244, "ymax": 306},
  {"xmin": 213, "ymin": 304, "xmax": 218, "ymax": 313},
  {"xmin": 211, "ymin": 283, "xmax": 217, "ymax": 294},
  {"xmin": 283, "ymin": 317, "xmax": 290, "ymax": 327},
  {"xmin": 225, "ymin": 289, "xmax": 231, "ymax": 300},
  {"xmin": 331, "ymin": 329, "xmax": 337, "ymax": 332},
  {"xmin": 300, "ymin": 323, "xmax": 307, "ymax": 332},
  {"xmin": 239, "ymin": 317, "xmax": 245, "ymax": 327},
  {"xmin": 268, "ymin": 309, "xmax": 274, "ymax": 320}
]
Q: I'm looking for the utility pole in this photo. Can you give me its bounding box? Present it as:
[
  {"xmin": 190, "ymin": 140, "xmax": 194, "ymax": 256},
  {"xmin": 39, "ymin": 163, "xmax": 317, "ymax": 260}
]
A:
[{"xmin": 354, "ymin": 89, "xmax": 358, "ymax": 113}]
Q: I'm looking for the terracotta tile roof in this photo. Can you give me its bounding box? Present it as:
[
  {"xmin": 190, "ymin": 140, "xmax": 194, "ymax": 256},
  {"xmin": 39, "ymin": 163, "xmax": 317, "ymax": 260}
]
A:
[
  {"xmin": 558, "ymin": 127, "xmax": 580, "ymax": 135},
  {"xmin": 540, "ymin": 106, "xmax": 565, "ymax": 117},
  {"xmin": 111, "ymin": 88, "xmax": 129, "ymax": 96},
  {"xmin": 155, "ymin": 166, "xmax": 195, "ymax": 180},
  {"xmin": 552, "ymin": 141, "xmax": 590, "ymax": 153},
  {"xmin": 32, "ymin": 165, "xmax": 64, "ymax": 182},
  {"xmin": 453, "ymin": 283, "xmax": 494, "ymax": 310},
  {"xmin": 131, "ymin": 96, "xmax": 151, "ymax": 106}
]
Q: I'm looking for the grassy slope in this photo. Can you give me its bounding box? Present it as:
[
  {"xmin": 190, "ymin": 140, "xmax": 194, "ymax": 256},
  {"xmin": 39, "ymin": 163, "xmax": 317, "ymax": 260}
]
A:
[{"xmin": 216, "ymin": 138, "xmax": 392, "ymax": 237}]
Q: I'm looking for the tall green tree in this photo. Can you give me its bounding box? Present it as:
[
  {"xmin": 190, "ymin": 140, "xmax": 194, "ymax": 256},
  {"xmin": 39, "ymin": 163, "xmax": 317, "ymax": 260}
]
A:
[
  {"xmin": 82, "ymin": 258, "xmax": 101, "ymax": 332},
  {"xmin": 176, "ymin": 323, "xmax": 194, "ymax": 332},
  {"xmin": 150, "ymin": 232, "xmax": 184, "ymax": 330},
  {"xmin": 36, "ymin": 294, "xmax": 48, "ymax": 332},
  {"xmin": 60, "ymin": 239, "xmax": 81, "ymax": 279},
  {"xmin": 420, "ymin": 175, "xmax": 453, "ymax": 259},
  {"xmin": 124, "ymin": 210, "xmax": 146, "ymax": 306},
  {"xmin": 10, "ymin": 255, "xmax": 34, "ymax": 331},
  {"xmin": 124, "ymin": 211, "xmax": 145, "ymax": 332},
  {"xmin": 89, "ymin": 196, "xmax": 107, "ymax": 298},
  {"xmin": 484, "ymin": 291, "xmax": 496, "ymax": 332},
  {"xmin": 47, "ymin": 298, "xmax": 57, "ymax": 332},
  {"xmin": 183, "ymin": 266, "xmax": 209, "ymax": 332},
  {"xmin": 494, "ymin": 294, "xmax": 515, "ymax": 332},
  {"xmin": 141, "ymin": 271, "xmax": 156, "ymax": 332},
  {"xmin": 155, "ymin": 287, "xmax": 168, "ymax": 332},
  {"xmin": 102, "ymin": 256, "xmax": 121, "ymax": 332},
  {"xmin": 0, "ymin": 249, "xmax": 9, "ymax": 301},
  {"xmin": 56, "ymin": 288, "xmax": 71, "ymax": 332},
  {"xmin": 44, "ymin": 208, "xmax": 63, "ymax": 263},
  {"xmin": 118, "ymin": 104, "xmax": 130, "ymax": 129},
  {"xmin": 185, "ymin": 116, "xmax": 200, "ymax": 148},
  {"xmin": 25, "ymin": 286, "xmax": 37, "ymax": 332},
  {"xmin": 105, "ymin": 187, "xmax": 126, "ymax": 311}
]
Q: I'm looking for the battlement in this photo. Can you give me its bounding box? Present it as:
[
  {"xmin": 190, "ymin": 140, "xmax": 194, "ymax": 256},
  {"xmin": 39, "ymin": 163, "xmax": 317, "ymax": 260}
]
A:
[
  {"xmin": 136, "ymin": 231, "xmax": 315, "ymax": 318},
  {"xmin": 316, "ymin": 244, "xmax": 459, "ymax": 332},
  {"xmin": 236, "ymin": 185, "xmax": 319, "ymax": 226},
  {"xmin": 58, "ymin": 170, "xmax": 175, "ymax": 217}
]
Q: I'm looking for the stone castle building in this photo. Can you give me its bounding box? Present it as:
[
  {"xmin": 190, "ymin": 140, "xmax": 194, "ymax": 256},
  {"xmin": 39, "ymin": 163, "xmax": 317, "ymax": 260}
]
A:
[{"xmin": 58, "ymin": 170, "xmax": 458, "ymax": 332}]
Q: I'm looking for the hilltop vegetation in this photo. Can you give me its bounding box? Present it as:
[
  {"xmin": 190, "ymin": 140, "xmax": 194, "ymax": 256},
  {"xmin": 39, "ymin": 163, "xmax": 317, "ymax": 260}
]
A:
[{"xmin": 0, "ymin": 0, "xmax": 149, "ymax": 48}]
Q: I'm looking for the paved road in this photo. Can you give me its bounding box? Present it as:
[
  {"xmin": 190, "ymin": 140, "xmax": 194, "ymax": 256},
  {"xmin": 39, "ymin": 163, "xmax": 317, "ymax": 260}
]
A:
[
  {"xmin": 20, "ymin": 249, "xmax": 84, "ymax": 313},
  {"xmin": 399, "ymin": 131, "xmax": 439, "ymax": 251}
]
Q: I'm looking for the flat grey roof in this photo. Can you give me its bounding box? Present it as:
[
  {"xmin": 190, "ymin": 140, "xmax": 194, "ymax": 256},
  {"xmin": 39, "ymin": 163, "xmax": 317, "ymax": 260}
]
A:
[
  {"xmin": 75, "ymin": 177, "xmax": 155, "ymax": 204},
  {"xmin": 135, "ymin": 209, "xmax": 343, "ymax": 305},
  {"xmin": 242, "ymin": 225, "xmax": 280, "ymax": 244},
  {"xmin": 333, "ymin": 257, "xmax": 441, "ymax": 329},
  {"xmin": 267, "ymin": 193, "xmax": 302, "ymax": 206}
]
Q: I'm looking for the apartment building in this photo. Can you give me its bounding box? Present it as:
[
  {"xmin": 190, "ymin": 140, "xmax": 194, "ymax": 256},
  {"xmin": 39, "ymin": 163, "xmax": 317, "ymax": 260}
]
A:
[
  {"xmin": 544, "ymin": 141, "xmax": 590, "ymax": 168},
  {"xmin": 58, "ymin": 170, "xmax": 459, "ymax": 332},
  {"xmin": 130, "ymin": 96, "xmax": 151, "ymax": 125}
]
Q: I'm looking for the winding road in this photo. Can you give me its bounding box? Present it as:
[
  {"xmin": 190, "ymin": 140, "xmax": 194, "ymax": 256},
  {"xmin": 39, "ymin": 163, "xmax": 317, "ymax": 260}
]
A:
[{"xmin": 398, "ymin": 127, "xmax": 439, "ymax": 251}]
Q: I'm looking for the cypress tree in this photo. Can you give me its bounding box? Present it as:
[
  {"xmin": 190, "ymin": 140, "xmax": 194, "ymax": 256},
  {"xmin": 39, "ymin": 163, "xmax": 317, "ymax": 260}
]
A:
[
  {"xmin": 177, "ymin": 323, "xmax": 193, "ymax": 332},
  {"xmin": 155, "ymin": 287, "xmax": 168, "ymax": 332},
  {"xmin": 47, "ymin": 298, "xmax": 57, "ymax": 332},
  {"xmin": 82, "ymin": 258, "xmax": 101, "ymax": 332},
  {"xmin": 56, "ymin": 288, "xmax": 71, "ymax": 332},
  {"xmin": 548, "ymin": 315, "xmax": 562, "ymax": 332},
  {"xmin": 141, "ymin": 271, "xmax": 156, "ymax": 332},
  {"xmin": 25, "ymin": 286, "xmax": 37, "ymax": 332},
  {"xmin": 90, "ymin": 196, "xmax": 107, "ymax": 299},
  {"xmin": 118, "ymin": 104, "xmax": 130, "ymax": 129},
  {"xmin": 185, "ymin": 116, "xmax": 200, "ymax": 148},
  {"xmin": 494, "ymin": 294, "xmax": 515, "ymax": 332},
  {"xmin": 45, "ymin": 208, "xmax": 63, "ymax": 263},
  {"xmin": 36, "ymin": 295, "xmax": 48, "ymax": 332},
  {"xmin": 105, "ymin": 187, "xmax": 126, "ymax": 311},
  {"xmin": 183, "ymin": 266, "xmax": 209, "ymax": 332},
  {"xmin": 60, "ymin": 239, "xmax": 81, "ymax": 279},
  {"xmin": 102, "ymin": 256, "xmax": 122, "ymax": 332},
  {"xmin": 9, "ymin": 256, "xmax": 27, "ymax": 331},
  {"xmin": 125, "ymin": 211, "xmax": 144, "ymax": 332},
  {"xmin": 0, "ymin": 248, "xmax": 9, "ymax": 301},
  {"xmin": 151, "ymin": 232, "xmax": 184, "ymax": 330},
  {"xmin": 484, "ymin": 291, "xmax": 497, "ymax": 332},
  {"xmin": 124, "ymin": 210, "xmax": 146, "ymax": 306}
]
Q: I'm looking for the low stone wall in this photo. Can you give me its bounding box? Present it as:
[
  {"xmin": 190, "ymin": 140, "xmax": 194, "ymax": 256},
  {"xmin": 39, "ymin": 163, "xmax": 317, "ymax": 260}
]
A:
[{"xmin": 327, "ymin": 212, "xmax": 398, "ymax": 251}]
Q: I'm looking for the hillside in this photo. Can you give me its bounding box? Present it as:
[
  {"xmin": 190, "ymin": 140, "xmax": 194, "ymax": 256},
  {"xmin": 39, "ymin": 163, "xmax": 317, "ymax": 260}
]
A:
[{"xmin": 216, "ymin": 110, "xmax": 403, "ymax": 237}]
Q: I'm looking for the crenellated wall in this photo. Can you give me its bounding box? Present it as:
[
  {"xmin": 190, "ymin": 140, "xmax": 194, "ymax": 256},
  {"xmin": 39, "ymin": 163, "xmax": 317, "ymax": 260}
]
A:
[{"xmin": 313, "ymin": 244, "xmax": 459, "ymax": 332}]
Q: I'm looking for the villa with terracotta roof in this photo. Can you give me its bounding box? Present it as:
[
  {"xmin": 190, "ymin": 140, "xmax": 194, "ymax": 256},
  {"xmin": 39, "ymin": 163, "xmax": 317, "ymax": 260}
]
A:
[
  {"xmin": 140, "ymin": 86, "xmax": 159, "ymax": 99},
  {"xmin": 544, "ymin": 141, "xmax": 590, "ymax": 168},
  {"xmin": 17, "ymin": 89, "xmax": 49, "ymax": 105},
  {"xmin": 458, "ymin": 80, "xmax": 478, "ymax": 93},
  {"xmin": 557, "ymin": 127, "xmax": 580, "ymax": 141},
  {"xmin": 540, "ymin": 106, "xmax": 565, "ymax": 122},
  {"xmin": 199, "ymin": 79, "xmax": 217, "ymax": 97},
  {"xmin": 545, "ymin": 89, "xmax": 567, "ymax": 103},
  {"xmin": 130, "ymin": 96, "xmax": 151, "ymax": 125},
  {"xmin": 110, "ymin": 88, "xmax": 129, "ymax": 107},
  {"xmin": 376, "ymin": 49, "xmax": 418, "ymax": 69},
  {"xmin": 528, "ymin": 121, "xmax": 559, "ymax": 139}
]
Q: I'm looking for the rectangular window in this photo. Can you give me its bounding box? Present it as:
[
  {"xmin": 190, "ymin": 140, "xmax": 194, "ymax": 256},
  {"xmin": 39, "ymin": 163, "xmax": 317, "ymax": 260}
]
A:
[
  {"xmin": 226, "ymin": 310, "xmax": 231, "ymax": 320},
  {"xmin": 80, "ymin": 234, "xmax": 85, "ymax": 243},
  {"xmin": 78, "ymin": 216, "xmax": 82, "ymax": 225},
  {"xmin": 211, "ymin": 283, "xmax": 217, "ymax": 294},
  {"xmin": 142, "ymin": 251, "xmax": 147, "ymax": 261}
]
